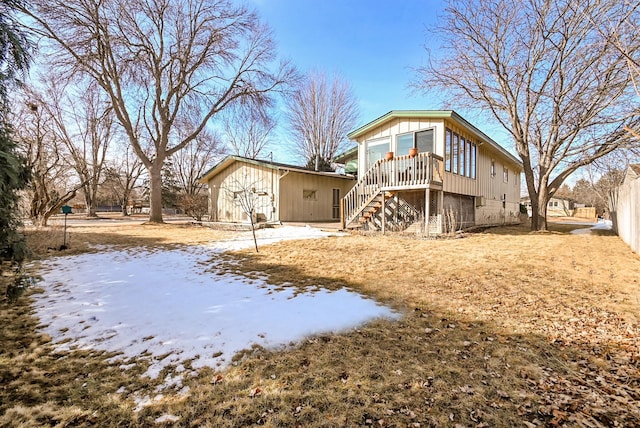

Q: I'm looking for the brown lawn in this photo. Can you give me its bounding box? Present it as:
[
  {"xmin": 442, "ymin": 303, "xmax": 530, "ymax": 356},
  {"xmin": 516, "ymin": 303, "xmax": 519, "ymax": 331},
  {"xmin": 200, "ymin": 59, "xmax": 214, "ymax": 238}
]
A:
[{"xmin": 1, "ymin": 219, "xmax": 639, "ymax": 427}]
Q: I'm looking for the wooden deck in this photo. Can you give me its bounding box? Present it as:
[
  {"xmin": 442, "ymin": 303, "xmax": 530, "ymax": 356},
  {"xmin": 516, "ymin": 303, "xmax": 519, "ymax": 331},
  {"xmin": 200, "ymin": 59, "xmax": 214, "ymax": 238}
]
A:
[{"xmin": 342, "ymin": 153, "xmax": 444, "ymax": 229}]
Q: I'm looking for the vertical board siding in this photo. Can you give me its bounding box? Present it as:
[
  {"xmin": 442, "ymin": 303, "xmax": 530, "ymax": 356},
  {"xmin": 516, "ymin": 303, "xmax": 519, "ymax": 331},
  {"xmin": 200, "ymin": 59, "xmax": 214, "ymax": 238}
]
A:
[
  {"xmin": 357, "ymin": 119, "xmax": 444, "ymax": 175},
  {"xmin": 615, "ymin": 174, "xmax": 640, "ymax": 254},
  {"xmin": 474, "ymin": 144, "xmax": 521, "ymax": 225},
  {"xmin": 279, "ymin": 172, "xmax": 355, "ymax": 222},
  {"xmin": 349, "ymin": 114, "xmax": 523, "ymax": 228},
  {"xmin": 207, "ymin": 161, "xmax": 355, "ymax": 222},
  {"xmin": 207, "ymin": 162, "xmax": 279, "ymax": 222}
]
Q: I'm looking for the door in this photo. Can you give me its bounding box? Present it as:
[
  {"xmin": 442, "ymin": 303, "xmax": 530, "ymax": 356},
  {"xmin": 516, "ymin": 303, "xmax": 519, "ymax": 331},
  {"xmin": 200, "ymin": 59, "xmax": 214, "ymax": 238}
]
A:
[{"xmin": 332, "ymin": 188, "xmax": 340, "ymax": 220}]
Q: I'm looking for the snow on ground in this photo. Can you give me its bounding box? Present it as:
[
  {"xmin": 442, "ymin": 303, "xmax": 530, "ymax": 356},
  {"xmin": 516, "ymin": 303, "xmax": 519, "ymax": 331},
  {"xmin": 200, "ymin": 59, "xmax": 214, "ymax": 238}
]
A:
[
  {"xmin": 32, "ymin": 225, "xmax": 399, "ymax": 383},
  {"xmin": 569, "ymin": 219, "xmax": 613, "ymax": 235}
]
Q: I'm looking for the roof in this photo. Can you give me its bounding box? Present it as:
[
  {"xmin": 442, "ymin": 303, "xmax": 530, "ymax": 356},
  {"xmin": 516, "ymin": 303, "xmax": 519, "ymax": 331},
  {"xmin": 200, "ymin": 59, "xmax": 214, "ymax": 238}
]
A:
[
  {"xmin": 347, "ymin": 110, "xmax": 523, "ymax": 168},
  {"xmin": 333, "ymin": 145, "xmax": 358, "ymax": 163},
  {"xmin": 199, "ymin": 155, "xmax": 355, "ymax": 184}
]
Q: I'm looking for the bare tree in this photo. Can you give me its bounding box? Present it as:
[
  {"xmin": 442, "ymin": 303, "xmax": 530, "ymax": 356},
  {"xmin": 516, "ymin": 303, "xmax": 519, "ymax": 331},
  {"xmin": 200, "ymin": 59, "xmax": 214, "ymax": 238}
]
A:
[
  {"xmin": 101, "ymin": 144, "xmax": 145, "ymax": 216},
  {"xmin": 416, "ymin": 0, "xmax": 640, "ymax": 230},
  {"xmin": 41, "ymin": 79, "xmax": 113, "ymax": 217},
  {"xmin": 286, "ymin": 71, "xmax": 359, "ymax": 170},
  {"xmin": 224, "ymin": 175, "xmax": 263, "ymax": 252},
  {"xmin": 606, "ymin": 2, "xmax": 640, "ymax": 141},
  {"xmin": 222, "ymin": 104, "xmax": 276, "ymax": 159},
  {"xmin": 171, "ymin": 120, "xmax": 223, "ymax": 220},
  {"xmin": 24, "ymin": 0, "xmax": 295, "ymax": 223},
  {"xmin": 13, "ymin": 97, "xmax": 81, "ymax": 226},
  {"xmin": 172, "ymin": 123, "xmax": 224, "ymax": 196}
]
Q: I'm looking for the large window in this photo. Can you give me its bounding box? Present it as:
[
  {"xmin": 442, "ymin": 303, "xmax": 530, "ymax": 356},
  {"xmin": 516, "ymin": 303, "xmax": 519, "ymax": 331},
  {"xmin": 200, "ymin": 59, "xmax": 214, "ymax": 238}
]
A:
[
  {"xmin": 396, "ymin": 129, "xmax": 434, "ymax": 156},
  {"xmin": 416, "ymin": 129, "xmax": 434, "ymax": 153},
  {"xmin": 445, "ymin": 127, "xmax": 477, "ymax": 179},
  {"xmin": 396, "ymin": 133, "xmax": 413, "ymax": 156},
  {"xmin": 366, "ymin": 138, "xmax": 390, "ymax": 169}
]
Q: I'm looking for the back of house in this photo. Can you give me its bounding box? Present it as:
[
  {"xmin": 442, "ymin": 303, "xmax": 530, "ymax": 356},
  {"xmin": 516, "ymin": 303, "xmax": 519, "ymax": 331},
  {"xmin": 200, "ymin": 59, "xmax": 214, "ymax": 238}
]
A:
[{"xmin": 342, "ymin": 110, "xmax": 522, "ymax": 233}]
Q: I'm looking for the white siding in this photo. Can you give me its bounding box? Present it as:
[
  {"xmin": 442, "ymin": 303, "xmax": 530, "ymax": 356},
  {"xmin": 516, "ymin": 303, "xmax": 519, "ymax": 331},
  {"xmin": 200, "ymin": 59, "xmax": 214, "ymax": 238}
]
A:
[
  {"xmin": 614, "ymin": 171, "xmax": 640, "ymax": 254},
  {"xmin": 356, "ymin": 119, "xmax": 445, "ymax": 175},
  {"xmin": 473, "ymin": 144, "xmax": 521, "ymax": 225}
]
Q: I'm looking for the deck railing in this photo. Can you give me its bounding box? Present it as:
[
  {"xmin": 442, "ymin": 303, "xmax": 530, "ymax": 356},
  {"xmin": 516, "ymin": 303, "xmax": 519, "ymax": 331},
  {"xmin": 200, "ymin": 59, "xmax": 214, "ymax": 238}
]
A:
[{"xmin": 342, "ymin": 152, "xmax": 444, "ymax": 228}]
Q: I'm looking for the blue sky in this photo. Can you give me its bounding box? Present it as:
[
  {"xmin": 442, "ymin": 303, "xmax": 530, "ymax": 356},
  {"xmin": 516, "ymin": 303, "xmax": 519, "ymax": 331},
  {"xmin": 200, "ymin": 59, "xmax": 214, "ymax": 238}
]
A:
[{"xmin": 248, "ymin": 0, "xmax": 467, "ymax": 163}]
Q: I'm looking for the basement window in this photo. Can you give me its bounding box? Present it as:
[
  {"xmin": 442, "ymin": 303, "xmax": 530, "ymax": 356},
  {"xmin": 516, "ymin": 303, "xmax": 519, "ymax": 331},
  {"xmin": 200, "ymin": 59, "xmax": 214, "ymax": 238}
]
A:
[{"xmin": 303, "ymin": 189, "xmax": 317, "ymax": 200}]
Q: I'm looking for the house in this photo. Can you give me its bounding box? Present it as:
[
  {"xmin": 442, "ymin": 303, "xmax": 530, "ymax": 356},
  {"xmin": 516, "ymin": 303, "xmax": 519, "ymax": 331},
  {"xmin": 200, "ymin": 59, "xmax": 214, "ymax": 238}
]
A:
[
  {"xmin": 342, "ymin": 110, "xmax": 523, "ymax": 233},
  {"xmin": 611, "ymin": 164, "xmax": 640, "ymax": 254},
  {"xmin": 199, "ymin": 155, "xmax": 355, "ymax": 223},
  {"xmin": 521, "ymin": 196, "xmax": 575, "ymax": 217}
]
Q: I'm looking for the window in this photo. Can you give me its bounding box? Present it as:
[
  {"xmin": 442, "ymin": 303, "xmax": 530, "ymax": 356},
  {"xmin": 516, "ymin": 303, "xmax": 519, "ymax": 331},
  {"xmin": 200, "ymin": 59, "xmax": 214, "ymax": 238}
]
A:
[
  {"xmin": 396, "ymin": 133, "xmax": 413, "ymax": 156},
  {"xmin": 452, "ymin": 133, "xmax": 459, "ymax": 174},
  {"xmin": 464, "ymin": 140, "xmax": 472, "ymax": 177},
  {"xmin": 365, "ymin": 138, "xmax": 390, "ymax": 169},
  {"xmin": 397, "ymin": 129, "xmax": 434, "ymax": 157},
  {"xmin": 303, "ymin": 189, "xmax": 317, "ymax": 200},
  {"xmin": 445, "ymin": 129, "xmax": 452, "ymax": 172},
  {"xmin": 459, "ymin": 137, "xmax": 466, "ymax": 177},
  {"xmin": 490, "ymin": 160, "xmax": 496, "ymax": 177},
  {"xmin": 444, "ymin": 128, "xmax": 477, "ymax": 179},
  {"xmin": 503, "ymin": 167, "xmax": 509, "ymax": 183},
  {"xmin": 415, "ymin": 129, "xmax": 434, "ymax": 153},
  {"xmin": 470, "ymin": 143, "xmax": 477, "ymax": 179}
]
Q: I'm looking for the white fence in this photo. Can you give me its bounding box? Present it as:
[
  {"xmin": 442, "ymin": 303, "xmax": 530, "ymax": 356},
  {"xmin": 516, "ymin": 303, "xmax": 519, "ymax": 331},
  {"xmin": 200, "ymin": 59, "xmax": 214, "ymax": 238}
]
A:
[{"xmin": 612, "ymin": 173, "xmax": 640, "ymax": 254}]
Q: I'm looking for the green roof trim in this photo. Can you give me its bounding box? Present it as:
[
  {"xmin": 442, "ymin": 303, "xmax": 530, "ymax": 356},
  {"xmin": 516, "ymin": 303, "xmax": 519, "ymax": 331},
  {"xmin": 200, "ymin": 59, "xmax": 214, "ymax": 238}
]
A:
[
  {"xmin": 347, "ymin": 110, "xmax": 522, "ymax": 168},
  {"xmin": 347, "ymin": 110, "xmax": 454, "ymax": 139},
  {"xmin": 333, "ymin": 145, "xmax": 358, "ymax": 163}
]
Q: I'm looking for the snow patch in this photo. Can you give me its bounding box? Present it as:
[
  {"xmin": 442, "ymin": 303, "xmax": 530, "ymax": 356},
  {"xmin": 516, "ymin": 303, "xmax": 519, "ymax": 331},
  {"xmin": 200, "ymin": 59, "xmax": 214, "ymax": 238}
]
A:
[{"xmin": 32, "ymin": 226, "xmax": 397, "ymax": 385}]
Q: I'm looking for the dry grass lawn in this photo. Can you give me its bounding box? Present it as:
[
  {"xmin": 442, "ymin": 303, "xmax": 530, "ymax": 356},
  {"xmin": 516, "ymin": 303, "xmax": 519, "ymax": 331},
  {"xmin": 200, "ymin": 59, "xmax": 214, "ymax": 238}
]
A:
[{"xmin": 1, "ymin": 219, "xmax": 639, "ymax": 427}]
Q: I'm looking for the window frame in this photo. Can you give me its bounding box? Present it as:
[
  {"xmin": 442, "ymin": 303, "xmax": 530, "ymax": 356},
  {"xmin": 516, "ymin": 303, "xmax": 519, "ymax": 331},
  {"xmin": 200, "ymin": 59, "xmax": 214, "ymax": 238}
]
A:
[
  {"xmin": 444, "ymin": 127, "xmax": 477, "ymax": 180},
  {"xmin": 395, "ymin": 127, "xmax": 436, "ymax": 157},
  {"xmin": 445, "ymin": 129, "xmax": 452, "ymax": 172},
  {"xmin": 303, "ymin": 189, "xmax": 317, "ymax": 201},
  {"xmin": 365, "ymin": 137, "xmax": 390, "ymax": 169}
]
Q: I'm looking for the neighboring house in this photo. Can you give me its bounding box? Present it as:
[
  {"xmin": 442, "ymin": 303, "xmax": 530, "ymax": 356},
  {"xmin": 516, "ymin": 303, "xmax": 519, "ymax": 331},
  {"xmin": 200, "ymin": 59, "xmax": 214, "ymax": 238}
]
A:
[
  {"xmin": 611, "ymin": 164, "xmax": 640, "ymax": 254},
  {"xmin": 342, "ymin": 110, "xmax": 523, "ymax": 233},
  {"xmin": 199, "ymin": 156, "xmax": 355, "ymax": 223},
  {"xmin": 521, "ymin": 196, "xmax": 575, "ymax": 217}
]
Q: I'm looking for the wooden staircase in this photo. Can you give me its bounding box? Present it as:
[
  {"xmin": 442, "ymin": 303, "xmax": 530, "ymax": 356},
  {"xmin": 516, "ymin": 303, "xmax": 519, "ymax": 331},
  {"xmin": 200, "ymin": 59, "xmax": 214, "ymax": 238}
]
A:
[
  {"xmin": 358, "ymin": 191, "xmax": 396, "ymax": 228},
  {"xmin": 341, "ymin": 152, "xmax": 445, "ymax": 231}
]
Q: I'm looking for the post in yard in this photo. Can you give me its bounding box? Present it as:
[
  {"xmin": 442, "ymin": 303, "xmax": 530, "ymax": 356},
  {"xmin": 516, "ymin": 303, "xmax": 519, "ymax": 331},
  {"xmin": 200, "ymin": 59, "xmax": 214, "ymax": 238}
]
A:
[{"xmin": 61, "ymin": 205, "xmax": 73, "ymax": 249}]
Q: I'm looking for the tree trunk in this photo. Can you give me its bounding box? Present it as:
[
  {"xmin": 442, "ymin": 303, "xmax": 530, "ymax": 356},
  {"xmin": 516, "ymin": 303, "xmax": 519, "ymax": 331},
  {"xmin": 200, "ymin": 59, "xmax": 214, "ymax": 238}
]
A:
[
  {"xmin": 85, "ymin": 181, "xmax": 99, "ymax": 217},
  {"xmin": 121, "ymin": 197, "xmax": 129, "ymax": 216},
  {"xmin": 148, "ymin": 161, "xmax": 164, "ymax": 223},
  {"xmin": 529, "ymin": 187, "xmax": 550, "ymax": 232}
]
